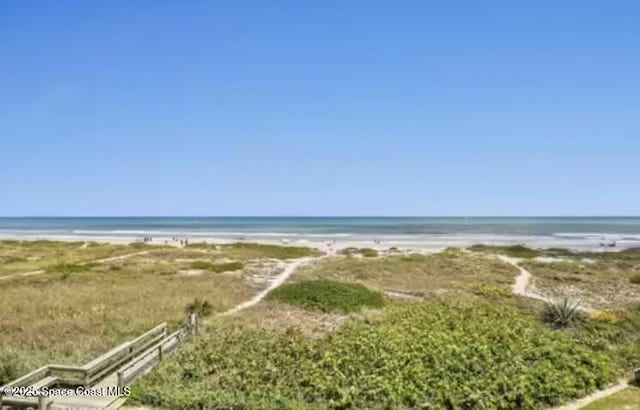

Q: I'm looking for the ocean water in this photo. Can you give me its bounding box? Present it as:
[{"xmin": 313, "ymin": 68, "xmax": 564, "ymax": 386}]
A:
[{"xmin": 1, "ymin": 217, "xmax": 639, "ymax": 249}]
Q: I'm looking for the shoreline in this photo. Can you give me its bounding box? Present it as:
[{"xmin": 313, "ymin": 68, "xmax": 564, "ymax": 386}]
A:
[{"xmin": 1, "ymin": 232, "xmax": 638, "ymax": 253}]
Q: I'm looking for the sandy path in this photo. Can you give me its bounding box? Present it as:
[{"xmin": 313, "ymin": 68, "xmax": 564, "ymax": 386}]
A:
[
  {"xmin": 498, "ymin": 255, "xmax": 550, "ymax": 303},
  {"xmin": 222, "ymin": 257, "xmax": 316, "ymax": 315},
  {"xmin": 498, "ymin": 254, "xmax": 596, "ymax": 313},
  {"xmin": 0, "ymin": 250, "xmax": 153, "ymax": 281},
  {"xmin": 552, "ymin": 380, "xmax": 629, "ymax": 410}
]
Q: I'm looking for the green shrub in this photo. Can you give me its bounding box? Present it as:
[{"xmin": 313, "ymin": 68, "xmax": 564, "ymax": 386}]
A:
[
  {"xmin": 185, "ymin": 242, "xmax": 216, "ymax": 249},
  {"xmin": 442, "ymin": 247, "xmax": 463, "ymax": 256},
  {"xmin": 132, "ymin": 301, "xmax": 617, "ymax": 409},
  {"xmin": 569, "ymin": 303, "xmax": 640, "ymax": 370},
  {"xmin": 189, "ymin": 261, "xmax": 244, "ymax": 272},
  {"xmin": 340, "ymin": 248, "xmax": 379, "ymax": 257},
  {"xmin": 267, "ymin": 280, "xmax": 385, "ymax": 313},
  {"xmin": 469, "ymin": 244, "xmax": 540, "ymax": 258},
  {"xmin": 461, "ymin": 282, "xmax": 513, "ymax": 299},
  {"xmin": 221, "ymin": 243, "xmax": 317, "ymax": 259},
  {"xmin": 128, "ymin": 242, "xmax": 151, "ymax": 249},
  {"xmin": 359, "ymin": 248, "xmax": 378, "ymax": 257},
  {"xmin": 0, "ymin": 256, "xmax": 27, "ymax": 264},
  {"xmin": 46, "ymin": 262, "xmax": 97, "ymax": 275},
  {"xmin": 540, "ymin": 248, "xmax": 576, "ymax": 257},
  {"xmin": 0, "ymin": 351, "xmax": 22, "ymax": 385},
  {"xmin": 185, "ymin": 298, "xmax": 213, "ymax": 317}
]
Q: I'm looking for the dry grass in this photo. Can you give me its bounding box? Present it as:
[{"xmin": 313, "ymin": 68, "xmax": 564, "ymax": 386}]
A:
[
  {"xmin": 522, "ymin": 256, "xmax": 640, "ymax": 309},
  {"xmin": 0, "ymin": 242, "xmax": 291, "ymax": 383},
  {"xmin": 206, "ymin": 300, "xmax": 350, "ymax": 338},
  {"xmin": 0, "ymin": 240, "xmax": 152, "ymax": 276},
  {"xmin": 294, "ymin": 251, "xmax": 518, "ymax": 298}
]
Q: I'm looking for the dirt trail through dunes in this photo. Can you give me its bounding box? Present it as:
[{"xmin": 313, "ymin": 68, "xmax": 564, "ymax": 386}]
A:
[
  {"xmin": 497, "ymin": 255, "xmax": 551, "ymax": 303},
  {"xmin": 222, "ymin": 257, "xmax": 318, "ymax": 315},
  {"xmin": 498, "ymin": 254, "xmax": 595, "ymax": 313}
]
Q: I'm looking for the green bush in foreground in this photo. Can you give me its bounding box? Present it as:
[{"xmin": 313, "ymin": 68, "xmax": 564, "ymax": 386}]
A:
[
  {"xmin": 132, "ymin": 301, "xmax": 617, "ymax": 410},
  {"xmin": 267, "ymin": 280, "xmax": 385, "ymax": 313},
  {"xmin": 568, "ymin": 303, "xmax": 640, "ymax": 371}
]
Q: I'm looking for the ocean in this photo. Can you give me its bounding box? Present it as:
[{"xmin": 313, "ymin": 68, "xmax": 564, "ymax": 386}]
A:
[{"xmin": 1, "ymin": 217, "xmax": 640, "ymax": 249}]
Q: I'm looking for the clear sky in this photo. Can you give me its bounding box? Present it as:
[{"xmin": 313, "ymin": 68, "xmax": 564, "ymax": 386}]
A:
[{"xmin": 1, "ymin": 1, "xmax": 639, "ymax": 216}]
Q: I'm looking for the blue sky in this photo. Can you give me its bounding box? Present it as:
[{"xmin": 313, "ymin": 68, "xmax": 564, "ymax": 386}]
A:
[{"xmin": 1, "ymin": 1, "xmax": 639, "ymax": 216}]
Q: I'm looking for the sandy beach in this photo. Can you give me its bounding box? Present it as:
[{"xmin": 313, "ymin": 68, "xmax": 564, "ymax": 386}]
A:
[{"xmin": 1, "ymin": 231, "xmax": 638, "ymax": 253}]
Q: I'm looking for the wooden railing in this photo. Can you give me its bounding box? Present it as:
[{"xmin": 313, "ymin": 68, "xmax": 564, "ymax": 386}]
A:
[
  {"xmin": 0, "ymin": 321, "xmax": 196, "ymax": 410},
  {"xmin": 116, "ymin": 327, "xmax": 189, "ymax": 387}
]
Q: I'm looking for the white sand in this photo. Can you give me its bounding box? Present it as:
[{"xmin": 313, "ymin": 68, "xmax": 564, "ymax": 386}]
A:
[{"xmin": 1, "ymin": 232, "xmax": 638, "ymax": 254}]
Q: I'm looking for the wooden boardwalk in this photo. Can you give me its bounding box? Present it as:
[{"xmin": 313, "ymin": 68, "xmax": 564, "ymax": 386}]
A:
[{"xmin": 1, "ymin": 320, "xmax": 194, "ymax": 410}]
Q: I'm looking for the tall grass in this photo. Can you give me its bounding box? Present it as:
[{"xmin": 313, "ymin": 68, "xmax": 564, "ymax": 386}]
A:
[
  {"xmin": 0, "ymin": 247, "xmax": 257, "ymax": 383},
  {"xmin": 295, "ymin": 251, "xmax": 518, "ymax": 296}
]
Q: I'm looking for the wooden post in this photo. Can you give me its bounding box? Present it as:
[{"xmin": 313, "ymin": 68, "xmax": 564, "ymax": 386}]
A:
[
  {"xmin": 157, "ymin": 344, "xmax": 163, "ymax": 361},
  {"xmin": 38, "ymin": 394, "xmax": 50, "ymax": 410},
  {"xmin": 117, "ymin": 370, "xmax": 124, "ymax": 388},
  {"xmin": 189, "ymin": 312, "xmax": 198, "ymax": 335}
]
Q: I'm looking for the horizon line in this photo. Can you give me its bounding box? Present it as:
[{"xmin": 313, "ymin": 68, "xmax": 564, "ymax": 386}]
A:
[{"xmin": 1, "ymin": 215, "xmax": 640, "ymax": 219}]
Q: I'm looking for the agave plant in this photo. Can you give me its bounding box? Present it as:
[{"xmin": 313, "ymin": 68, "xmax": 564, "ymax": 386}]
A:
[{"xmin": 542, "ymin": 296, "xmax": 583, "ymax": 328}]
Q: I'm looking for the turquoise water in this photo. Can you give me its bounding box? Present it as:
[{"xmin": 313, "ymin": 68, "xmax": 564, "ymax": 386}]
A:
[{"xmin": 0, "ymin": 217, "xmax": 639, "ymax": 240}]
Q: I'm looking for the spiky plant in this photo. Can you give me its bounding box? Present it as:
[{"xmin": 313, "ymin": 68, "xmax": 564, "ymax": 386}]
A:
[
  {"xmin": 185, "ymin": 298, "xmax": 213, "ymax": 317},
  {"xmin": 542, "ymin": 296, "xmax": 583, "ymax": 329}
]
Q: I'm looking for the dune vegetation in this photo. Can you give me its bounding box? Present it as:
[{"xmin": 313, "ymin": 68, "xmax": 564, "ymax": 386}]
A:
[
  {"xmin": 0, "ymin": 240, "xmax": 317, "ymax": 384},
  {"xmin": 267, "ymin": 279, "xmax": 385, "ymax": 313},
  {"xmin": 129, "ymin": 246, "xmax": 640, "ymax": 409},
  {"xmin": 0, "ymin": 240, "xmax": 149, "ymax": 276},
  {"xmin": 521, "ymin": 249, "xmax": 640, "ymax": 309},
  {"xmin": 294, "ymin": 250, "xmax": 519, "ymax": 300},
  {"xmin": 131, "ymin": 300, "xmax": 618, "ymax": 410},
  {"xmin": 339, "ymin": 247, "xmax": 379, "ymax": 257},
  {"xmin": 468, "ymin": 244, "xmax": 542, "ymax": 258},
  {"xmin": 188, "ymin": 241, "xmax": 320, "ymax": 260},
  {"xmin": 4, "ymin": 240, "xmax": 640, "ymax": 409}
]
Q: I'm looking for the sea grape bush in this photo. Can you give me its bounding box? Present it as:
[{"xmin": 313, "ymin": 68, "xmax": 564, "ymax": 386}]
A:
[
  {"xmin": 132, "ymin": 301, "xmax": 616, "ymax": 409},
  {"xmin": 267, "ymin": 280, "xmax": 385, "ymax": 313}
]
